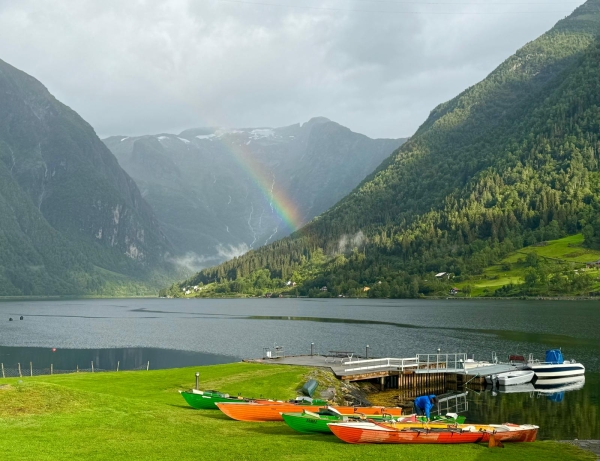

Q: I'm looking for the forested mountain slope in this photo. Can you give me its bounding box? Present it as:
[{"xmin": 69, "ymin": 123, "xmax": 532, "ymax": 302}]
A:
[
  {"xmin": 0, "ymin": 59, "xmax": 175, "ymax": 296},
  {"xmin": 104, "ymin": 119, "xmax": 405, "ymax": 263},
  {"xmin": 165, "ymin": 0, "xmax": 600, "ymax": 298}
]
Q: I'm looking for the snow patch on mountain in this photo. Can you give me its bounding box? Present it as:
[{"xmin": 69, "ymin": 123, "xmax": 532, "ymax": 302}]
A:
[{"xmin": 250, "ymin": 129, "xmax": 275, "ymax": 139}]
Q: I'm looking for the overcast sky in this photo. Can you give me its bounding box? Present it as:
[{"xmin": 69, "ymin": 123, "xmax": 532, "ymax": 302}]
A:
[{"xmin": 0, "ymin": 0, "xmax": 586, "ymax": 139}]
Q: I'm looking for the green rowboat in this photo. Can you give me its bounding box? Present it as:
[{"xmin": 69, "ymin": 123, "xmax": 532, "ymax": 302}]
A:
[
  {"xmin": 179, "ymin": 390, "xmax": 246, "ymax": 410},
  {"xmin": 282, "ymin": 408, "xmax": 395, "ymax": 434},
  {"xmin": 282, "ymin": 408, "xmax": 466, "ymax": 434},
  {"xmin": 180, "ymin": 390, "xmax": 329, "ymax": 410}
]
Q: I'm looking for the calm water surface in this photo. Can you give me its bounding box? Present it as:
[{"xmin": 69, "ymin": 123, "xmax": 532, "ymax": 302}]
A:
[{"xmin": 0, "ymin": 298, "xmax": 597, "ymax": 439}]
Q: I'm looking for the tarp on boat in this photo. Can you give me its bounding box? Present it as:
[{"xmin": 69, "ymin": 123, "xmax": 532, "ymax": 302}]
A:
[
  {"xmin": 545, "ymin": 349, "xmax": 564, "ymax": 364},
  {"xmin": 301, "ymin": 379, "xmax": 318, "ymax": 397}
]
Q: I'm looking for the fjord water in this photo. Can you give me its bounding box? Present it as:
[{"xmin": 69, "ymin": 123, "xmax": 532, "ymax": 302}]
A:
[{"xmin": 0, "ymin": 298, "xmax": 597, "ymax": 440}]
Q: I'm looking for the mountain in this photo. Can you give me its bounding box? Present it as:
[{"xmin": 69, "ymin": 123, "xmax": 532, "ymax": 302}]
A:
[
  {"xmin": 104, "ymin": 118, "xmax": 405, "ymax": 267},
  {"xmin": 0, "ymin": 59, "xmax": 175, "ymax": 296},
  {"xmin": 166, "ymin": 0, "xmax": 600, "ymax": 298}
]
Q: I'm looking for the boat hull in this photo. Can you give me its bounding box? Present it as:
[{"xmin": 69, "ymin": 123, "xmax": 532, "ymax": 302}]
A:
[
  {"xmin": 282, "ymin": 413, "xmax": 466, "ymax": 434},
  {"xmin": 216, "ymin": 403, "xmax": 403, "ymax": 422},
  {"xmin": 530, "ymin": 362, "xmax": 585, "ymax": 386},
  {"xmin": 180, "ymin": 391, "xmax": 244, "ymax": 410},
  {"xmin": 329, "ymin": 423, "xmax": 538, "ymax": 444},
  {"xmin": 329, "ymin": 424, "xmax": 486, "ymax": 444},
  {"xmin": 498, "ymin": 370, "xmax": 535, "ymax": 386}
]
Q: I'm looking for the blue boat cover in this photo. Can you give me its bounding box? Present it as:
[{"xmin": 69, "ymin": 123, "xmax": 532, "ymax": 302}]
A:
[{"xmin": 545, "ymin": 349, "xmax": 564, "ymax": 364}]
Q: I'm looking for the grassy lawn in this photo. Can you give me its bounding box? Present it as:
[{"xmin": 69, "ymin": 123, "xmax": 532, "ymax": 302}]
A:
[
  {"xmin": 456, "ymin": 234, "xmax": 600, "ymax": 297},
  {"xmin": 0, "ymin": 363, "xmax": 595, "ymax": 460}
]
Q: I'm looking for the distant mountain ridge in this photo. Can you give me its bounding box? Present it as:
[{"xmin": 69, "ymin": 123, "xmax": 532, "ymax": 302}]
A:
[
  {"xmin": 166, "ymin": 0, "xmax": 600, "ymax": 298},
  {"xmin": 104, "ymin": 118, "xmax": 406, "ymax": 266},
  {"xmin": 0, "ymin": 58, "xmax": 175, "ymax": 295}
]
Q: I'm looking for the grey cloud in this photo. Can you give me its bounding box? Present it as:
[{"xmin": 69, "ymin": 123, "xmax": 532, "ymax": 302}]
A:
[{"xmin": 0, "ymin": 0, "xmax": 585, "ymax": 139}]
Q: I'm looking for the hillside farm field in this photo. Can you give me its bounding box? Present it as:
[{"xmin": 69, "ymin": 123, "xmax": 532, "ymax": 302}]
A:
[{"xmin": 456, "ymin": 235, "xmax": 600, "ymax": 297}]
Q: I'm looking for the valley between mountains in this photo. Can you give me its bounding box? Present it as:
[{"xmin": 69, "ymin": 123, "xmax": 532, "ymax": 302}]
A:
[{"xmin": 164, "ymin": 0, "xmax": 600, "ymax": 300}]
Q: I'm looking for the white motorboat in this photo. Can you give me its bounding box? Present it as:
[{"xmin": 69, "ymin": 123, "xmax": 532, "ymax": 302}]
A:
[
  {"xmin": 497, "ymin": 370, "xmax": 535, "ymax": 386},
  {"xmin": 528, "ymin": 349, "xmax": 585, "ymax": 386},
  {"xmin": 486, "ymin": 369, "xmax": 534, "ymax": 386}
]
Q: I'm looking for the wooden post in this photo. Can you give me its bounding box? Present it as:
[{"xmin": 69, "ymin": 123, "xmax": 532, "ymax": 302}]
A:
[
  {"xmin": 50, "ymin": 364, "xmax": 53, "ymax": 375},
  {"xmin": 116, "ymin": 361, "xmax": 120, "ymax": 372},
  {"xmin": 18, "ymin": 363, "xmax": 22, "ymax": 377},
  {"xmin": 30, "ymin": 362, "xmax": 32, "ymax": 377},
  {"xmin": 1, "ymin": 363, "xmax": 4, "ymax": 379},
  {"xmin": 76, "ymin": 364, "xmax": 79, "ymax": 373},
  {"xmin": 146, "ymin": 361, "xmax": 150, "ymax": 371},
  {"xmin": 91, "ymin": 361, "xmax": 94, "ymax": 373}
]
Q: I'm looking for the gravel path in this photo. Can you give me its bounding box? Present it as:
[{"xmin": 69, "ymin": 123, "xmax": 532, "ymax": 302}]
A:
[{"xmin": 560, "ymin": 440, "xmax": 600, "ymax": 459}]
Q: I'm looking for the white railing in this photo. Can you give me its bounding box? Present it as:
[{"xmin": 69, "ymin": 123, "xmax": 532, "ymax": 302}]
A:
[
  {"xmin": 342, "ymin": 353, "xmax": 469, "ymax": 374},
  {"xmin": 416, "ymin": 353, "xmax": 467, "ymax": 371},
  {"xmin": 342, "ymin": 357, "xmax": 419, "ymax": 373}
]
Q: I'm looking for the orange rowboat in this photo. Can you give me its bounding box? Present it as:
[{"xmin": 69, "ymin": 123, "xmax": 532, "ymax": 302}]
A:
[
  {"xmin": 216, "ymin": 402, "xmax": 402, "ymax": 422},
  {"xmin": 328, "ymin": 421, "xmax": 538, "ymax": 444}
]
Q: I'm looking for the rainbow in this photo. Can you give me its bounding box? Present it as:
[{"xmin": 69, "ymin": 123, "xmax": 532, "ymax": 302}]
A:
[{"xmin": 213, "ymin": 131, "xmax": 303, "ymax": 236}]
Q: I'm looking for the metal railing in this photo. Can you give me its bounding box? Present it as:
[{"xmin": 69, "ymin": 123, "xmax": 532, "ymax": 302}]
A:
[
  {"xmin": 342, "ymin": 357, "xmax": 419, "ymax": 373},
  {"xmin": 416, "ymin": 353, "xmax": 467, "ymax": 372},
  {"xmin": 1, "ymin": 361, "xmax": 150, "ymax": 378}
]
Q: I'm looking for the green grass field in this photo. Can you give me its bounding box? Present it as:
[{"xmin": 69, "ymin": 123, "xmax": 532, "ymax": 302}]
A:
[
  {"xmin": 457, "ymin": 235, "xmax": 600, "ymax": 297},
  {"xmin": 0, "ymin": 363, "xmax": 594, "ymax": 460}
]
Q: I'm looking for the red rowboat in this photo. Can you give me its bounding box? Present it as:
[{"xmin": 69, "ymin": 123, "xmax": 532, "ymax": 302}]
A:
[{"xmin": 328, "ymin": 421, "xmax": 538, "ymax": 444}]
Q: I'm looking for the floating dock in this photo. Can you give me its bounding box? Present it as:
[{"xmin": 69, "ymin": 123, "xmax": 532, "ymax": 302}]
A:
[{"xmin": 251, "ymin": 352, "xmax": 525, "ymax": 391}]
